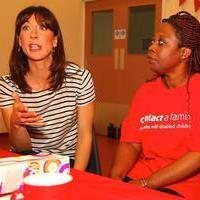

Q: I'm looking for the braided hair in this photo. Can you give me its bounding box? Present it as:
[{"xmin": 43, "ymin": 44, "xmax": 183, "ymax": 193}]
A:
[{"xmin": 162, "ymin": 11, "xmax": 200, "ymax": 75}]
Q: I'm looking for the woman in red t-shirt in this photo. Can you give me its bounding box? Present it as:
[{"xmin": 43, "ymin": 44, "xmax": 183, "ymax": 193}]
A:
[{"xmin": 110, "ymin": 11, "xmax": 200, "ymax": 200}]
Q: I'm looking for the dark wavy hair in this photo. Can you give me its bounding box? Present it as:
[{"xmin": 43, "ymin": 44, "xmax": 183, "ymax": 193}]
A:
[
  {"xmin": 162, "ymin": 11, "xmax": 200, "ymax": 75},
  {"xmin": 9, "ymin": 6, "xmax": 66, "ymax": 92}
]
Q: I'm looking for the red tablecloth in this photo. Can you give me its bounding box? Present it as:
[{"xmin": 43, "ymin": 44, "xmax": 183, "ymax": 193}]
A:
[
  {"xmin": 70, "ymin": 169, "xmax": 182, "ymax": 200},
  {"xmin": 0, "ymin": 149, "xmax": 182, "ymax": 200},
  {"xmin": 0, "ymin": 149, "xmax": 18, "ymax": 158}
]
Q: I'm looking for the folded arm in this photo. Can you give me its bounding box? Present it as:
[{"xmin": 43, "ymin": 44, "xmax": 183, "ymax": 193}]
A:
[
  {"xmin": 145, "ymin": 151, "xmax": 200, "ymax": 189},
  {"xmin": 110, "ymin": 141, "xmax": 200, "ymax": 189}
]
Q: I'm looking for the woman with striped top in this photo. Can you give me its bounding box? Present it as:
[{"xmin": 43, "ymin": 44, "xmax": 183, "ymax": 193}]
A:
[{"xmin": 0, "ymin": 6, "xmax": 95, "ymax": 170}]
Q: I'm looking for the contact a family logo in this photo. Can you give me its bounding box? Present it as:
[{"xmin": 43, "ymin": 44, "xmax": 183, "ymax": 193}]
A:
[{"xmin": 139, "ymin": 112, "xmax": 191, "ymax": 130}]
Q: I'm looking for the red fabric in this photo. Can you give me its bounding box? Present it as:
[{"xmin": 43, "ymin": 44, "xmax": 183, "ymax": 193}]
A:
[
  {"xmin": 194, "ymin": 0, "xmax": 200, "ymax": 11},
  {"xmin": 121, "ymin": 74, "xmax": 200, "ymax": 200},
  {"xmin": 0, "ymin": 149, "xmax": 18, "ymax": 158},
  {"xmin": 70, "ymin": 169, "xmax": 182, "ymax": 200},
  {"xmin": 179, "ymin": 0, "xmax": 186, "ymax": 5},
  {"xmin": 0, "ymin": 149, "xmax": 182, "ymax": 200}
]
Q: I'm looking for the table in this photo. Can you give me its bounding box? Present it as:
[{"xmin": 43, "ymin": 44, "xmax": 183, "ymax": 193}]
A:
[
  {"xmin": 0, "ymin": 149, "xmax": 182, "ymax": 200},
  {"xmin": 70, "ymin": 169, "xmax": 183, "ymax": 200}
]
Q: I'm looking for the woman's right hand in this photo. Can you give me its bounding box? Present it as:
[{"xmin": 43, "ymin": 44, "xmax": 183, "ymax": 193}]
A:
[{"xmin": 11, "ymin": 92, "xmax": 46, "ymax": 128}]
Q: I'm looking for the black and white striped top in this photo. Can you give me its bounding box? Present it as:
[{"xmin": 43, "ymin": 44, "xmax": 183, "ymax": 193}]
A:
[{"xmin": 0, "ymin": 63, "xmax": 95, "ymax": 158}]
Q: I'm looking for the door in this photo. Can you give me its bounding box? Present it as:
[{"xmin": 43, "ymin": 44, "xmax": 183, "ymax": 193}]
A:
[{"xmin": 85, "ymin": 0, "xmax": 162, "ymax": 104}]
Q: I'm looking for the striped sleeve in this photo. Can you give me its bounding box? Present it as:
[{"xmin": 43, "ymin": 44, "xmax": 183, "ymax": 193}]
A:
[
  {"xmin": 77, "ymin": 68, "xmax": 95, "ymax": 106},
  {"xmin": 0, "ymin": 76, "xmax": 14, "ymax": 108}
]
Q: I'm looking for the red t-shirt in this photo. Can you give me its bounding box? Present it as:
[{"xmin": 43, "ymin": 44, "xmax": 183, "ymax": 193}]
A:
[{"xmin": 121, "ymin": 74, "xmax": 200, "ymax": 200}]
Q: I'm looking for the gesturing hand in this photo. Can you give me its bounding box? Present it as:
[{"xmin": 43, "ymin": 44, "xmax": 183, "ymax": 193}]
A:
[{"xmin": 11, "ymin": 92, "xmax": 46, "ymax": 128}]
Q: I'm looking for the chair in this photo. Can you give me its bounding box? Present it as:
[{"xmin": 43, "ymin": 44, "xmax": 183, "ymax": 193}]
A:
[{"xmin": 86, "ymin": 130, "xmax": 102, "ymax": 175}]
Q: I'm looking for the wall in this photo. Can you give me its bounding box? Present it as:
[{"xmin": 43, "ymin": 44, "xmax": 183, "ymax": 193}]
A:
[
  {"xmin": 162, "ymin": 0, "xmax": 200, "ymax": 19},
  {"xmin": 93, "ymin": 0, "xmax": 200, "ymax": 135},
  {"xmin": 0, "ymin": 0, "xmax": 84, "ymax": 132}
]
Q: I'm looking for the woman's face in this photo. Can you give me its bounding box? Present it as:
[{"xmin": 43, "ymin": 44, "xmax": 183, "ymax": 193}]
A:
[
  {"xmin": 19, "ymin": 14, "xmax": 57, "ymax": 63},
  {"xmin": 147, "ymin": 23, "xmax": 182, "ymax": 75}
]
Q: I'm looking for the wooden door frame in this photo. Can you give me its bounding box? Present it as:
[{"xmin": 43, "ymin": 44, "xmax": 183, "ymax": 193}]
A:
[
  {"xmin": 84, "ymin": 0, "xmax": 162, "ymax": 104},
  {"xmin": 82, "ymin": 0, "xmax": 165, "ymax": 66},
  {"xmin": 81, "ymin": 0, "xmax": 97, "ymax": 66}
]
